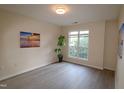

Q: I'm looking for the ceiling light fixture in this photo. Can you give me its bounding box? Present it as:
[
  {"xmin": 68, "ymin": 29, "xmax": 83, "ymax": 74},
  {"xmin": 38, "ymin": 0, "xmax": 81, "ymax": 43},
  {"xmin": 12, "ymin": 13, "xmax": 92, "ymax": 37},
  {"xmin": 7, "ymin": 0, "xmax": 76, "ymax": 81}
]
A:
[{"xmin": 56, "ymin": 7, "xmax": 66, "ymax": 15}]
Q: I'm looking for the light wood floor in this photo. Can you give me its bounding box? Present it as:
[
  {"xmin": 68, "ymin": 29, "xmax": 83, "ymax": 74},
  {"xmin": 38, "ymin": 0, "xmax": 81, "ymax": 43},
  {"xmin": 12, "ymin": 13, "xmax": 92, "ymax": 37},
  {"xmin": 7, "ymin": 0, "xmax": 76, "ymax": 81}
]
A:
[{"xmin": 0, "ymin": 62, "xmax": 115, "ymax": 89}]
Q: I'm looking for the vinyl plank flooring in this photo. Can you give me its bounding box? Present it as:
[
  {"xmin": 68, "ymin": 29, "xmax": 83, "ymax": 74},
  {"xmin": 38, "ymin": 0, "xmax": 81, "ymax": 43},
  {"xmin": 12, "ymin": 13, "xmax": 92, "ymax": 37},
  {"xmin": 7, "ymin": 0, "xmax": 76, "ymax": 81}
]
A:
[{"xmin": 0, "ymin": 62, "xmax": 115, "ymax": 89}]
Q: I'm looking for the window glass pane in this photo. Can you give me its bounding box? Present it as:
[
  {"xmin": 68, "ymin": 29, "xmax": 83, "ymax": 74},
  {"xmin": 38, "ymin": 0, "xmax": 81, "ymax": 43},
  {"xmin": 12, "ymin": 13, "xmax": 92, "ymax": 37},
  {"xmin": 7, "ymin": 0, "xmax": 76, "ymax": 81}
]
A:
[
  {"xmin": 68, "ymin": 30, "xmax": 89, "ymax": 60},
  {"xmin": 79, "ymin": 31, "xmax": 89, "ymax": 59},
  {"xmin": 69, "ymin": 31, "xmax": 78, "ymax": 35},
  {"xmin": 69, "ymin": 36, "xmax": 78, "ymax": 57},
  {"xmin": 69, "ymin": 35, "xmax": 78, "ymax": 38},
  {"xmin": 80, "ymin": 31, "xmax": 89, "ymax": 34},
  {"xmin": 79, "ymin": 35, "xmax": 88, "ymax": 47},
  {"xmin": 79, "ymin": 47, "xmax": 88, "ymax": 59}
]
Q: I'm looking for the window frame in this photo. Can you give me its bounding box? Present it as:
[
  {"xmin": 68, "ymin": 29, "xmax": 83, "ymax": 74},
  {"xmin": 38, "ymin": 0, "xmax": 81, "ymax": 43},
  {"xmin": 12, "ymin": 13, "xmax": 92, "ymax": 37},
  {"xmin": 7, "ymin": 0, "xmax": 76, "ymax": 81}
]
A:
[{"xmin": 68, "ymin": 30, "xmax": 89, "ymax": 61}]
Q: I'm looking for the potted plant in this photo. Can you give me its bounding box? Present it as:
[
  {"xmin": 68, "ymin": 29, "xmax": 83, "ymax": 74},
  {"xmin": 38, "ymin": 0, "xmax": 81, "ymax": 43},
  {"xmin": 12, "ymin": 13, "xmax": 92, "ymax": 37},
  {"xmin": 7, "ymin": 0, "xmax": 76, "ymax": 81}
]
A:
[{"xmin": 55, "ymin": 35, "xmax": 66, "ymax": 62}]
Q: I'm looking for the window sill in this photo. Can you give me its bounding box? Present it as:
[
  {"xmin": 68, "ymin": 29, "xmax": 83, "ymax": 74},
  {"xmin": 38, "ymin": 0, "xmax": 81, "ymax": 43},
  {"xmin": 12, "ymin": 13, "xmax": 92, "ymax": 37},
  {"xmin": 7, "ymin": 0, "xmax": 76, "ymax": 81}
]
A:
[{"xmin": 68, "ymin": 56, "xmax": 88, "ymax": 61}]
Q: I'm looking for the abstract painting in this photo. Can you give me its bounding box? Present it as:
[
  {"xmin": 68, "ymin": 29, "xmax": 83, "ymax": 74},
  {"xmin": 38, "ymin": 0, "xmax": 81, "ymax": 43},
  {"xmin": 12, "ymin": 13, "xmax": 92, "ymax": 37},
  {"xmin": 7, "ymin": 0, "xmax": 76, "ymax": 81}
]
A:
[{"xmin": 20, "ymin": 32, "xmax": 40, "ymax": 48}]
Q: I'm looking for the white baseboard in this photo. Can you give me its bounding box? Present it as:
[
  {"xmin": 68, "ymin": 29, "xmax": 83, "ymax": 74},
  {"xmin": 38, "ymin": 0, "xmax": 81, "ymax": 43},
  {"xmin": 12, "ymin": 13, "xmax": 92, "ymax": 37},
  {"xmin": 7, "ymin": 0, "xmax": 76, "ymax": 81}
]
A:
[
  {"xmin": 64, "ymin": 60, "xmax": 103, "ymax": 70},
  {"xmin": 0, "ymin": 62, "xmax": 52, "ymax": 81},
  {"xmin": 104, "ymin": 67, "xmax": 115, "ymax": 71},
  {"xmin": 86, "ymin": 64, "xmax": 103, "ymax": 70}
]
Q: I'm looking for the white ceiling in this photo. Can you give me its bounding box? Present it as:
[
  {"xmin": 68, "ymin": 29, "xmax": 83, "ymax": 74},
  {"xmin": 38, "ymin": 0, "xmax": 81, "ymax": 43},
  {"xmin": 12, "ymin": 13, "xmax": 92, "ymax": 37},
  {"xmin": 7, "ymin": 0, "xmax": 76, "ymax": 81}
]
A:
[{"xmin": 0, "ymin": 4, "xmax": 121, "ymax": 26}]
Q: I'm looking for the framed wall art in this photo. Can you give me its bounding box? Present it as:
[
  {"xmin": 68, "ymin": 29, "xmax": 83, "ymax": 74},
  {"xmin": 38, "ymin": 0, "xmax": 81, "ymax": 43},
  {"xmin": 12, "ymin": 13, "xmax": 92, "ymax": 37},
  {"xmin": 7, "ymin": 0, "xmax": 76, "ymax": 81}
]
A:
[{"xmin": 20, "ymin": 32, "xmax": 40, "ymax": 48}]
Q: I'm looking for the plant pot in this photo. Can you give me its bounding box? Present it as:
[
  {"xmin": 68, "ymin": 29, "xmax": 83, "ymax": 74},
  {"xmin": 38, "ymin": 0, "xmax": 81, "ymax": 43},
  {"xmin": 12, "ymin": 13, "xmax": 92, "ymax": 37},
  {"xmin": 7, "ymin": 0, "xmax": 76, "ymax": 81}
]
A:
[{"xmin": 58, "ymin": 55, "xmax": 63, "ymax": 62}]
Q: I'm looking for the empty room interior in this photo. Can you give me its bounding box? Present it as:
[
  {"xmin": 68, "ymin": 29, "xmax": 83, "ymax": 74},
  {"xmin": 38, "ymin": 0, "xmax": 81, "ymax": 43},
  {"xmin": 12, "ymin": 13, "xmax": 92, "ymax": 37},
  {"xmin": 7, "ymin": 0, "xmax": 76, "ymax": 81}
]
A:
[{"xmin": 0, "ymin": 4, "xmax": 124, "ymax": 89}]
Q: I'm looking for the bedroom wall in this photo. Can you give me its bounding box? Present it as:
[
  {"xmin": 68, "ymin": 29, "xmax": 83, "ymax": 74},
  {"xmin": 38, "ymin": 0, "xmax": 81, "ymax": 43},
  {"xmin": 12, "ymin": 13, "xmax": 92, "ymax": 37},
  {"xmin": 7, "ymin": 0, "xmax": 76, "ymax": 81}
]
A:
[
  {"xmin": 0, "ymin": 9, "xmax": 61, "ymax": 81},
  {"xmin": 104, "ymin": 20, "xmax": 119, "ymax": 71}
]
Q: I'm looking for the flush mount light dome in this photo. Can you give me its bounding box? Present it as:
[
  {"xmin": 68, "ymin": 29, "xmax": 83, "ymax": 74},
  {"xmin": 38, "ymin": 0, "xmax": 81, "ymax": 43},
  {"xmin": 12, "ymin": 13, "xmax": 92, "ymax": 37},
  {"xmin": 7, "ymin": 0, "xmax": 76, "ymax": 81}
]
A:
[{"xmin": 56, "ymin": 7, "xmax": 66, "ymax": 15}]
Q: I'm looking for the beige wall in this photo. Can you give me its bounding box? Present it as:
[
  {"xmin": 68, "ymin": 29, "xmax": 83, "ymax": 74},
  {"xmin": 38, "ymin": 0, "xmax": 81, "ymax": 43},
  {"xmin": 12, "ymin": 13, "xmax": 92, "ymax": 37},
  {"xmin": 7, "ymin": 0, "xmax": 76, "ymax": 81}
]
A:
[
  {"xmin": 104, "ymin": 20, "xmax": 119, "ymax": 71},
  {"xmin": 62, "ymin": 21, "xmax": 105, "ymax": 69},
  {"xmin": 115, "ymin": 5, "xmax": 124, "ymax": 88},
  {"xmin": 0, "ymin": 9, "xmax": 61, "ymax": 81}
]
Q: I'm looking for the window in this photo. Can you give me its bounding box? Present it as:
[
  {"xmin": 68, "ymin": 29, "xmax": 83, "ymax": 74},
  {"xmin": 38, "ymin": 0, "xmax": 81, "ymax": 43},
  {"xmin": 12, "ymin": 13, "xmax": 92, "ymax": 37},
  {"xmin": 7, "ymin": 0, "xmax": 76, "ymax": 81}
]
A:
[{"xmin": 68, "ymin": 30, "xmax": 89, "ymax": 60}]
